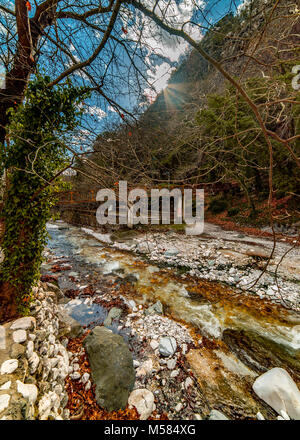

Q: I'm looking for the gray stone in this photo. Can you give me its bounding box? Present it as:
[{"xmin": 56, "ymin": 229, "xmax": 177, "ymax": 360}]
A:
[
  {"xmin": 145, "ymin": 301, "xmax": 164, "ymax": 316},
  {"xmin": 209, "ymin": 410, "xmax": 229, "ymax": 420},
  {"xmin": 103, "ymin": 307, "xmax": 122, "ymax": 327},
  {"xmin": 164, "ymin": 247, "xmax": 179, "ymax": 257},
  {"xmin": 83, "ymin": 326, "xmax": 135, "ymax": 411},
  {"xmin": 159, "ymin": 337, "xmax": 177, "ymax": 357}
]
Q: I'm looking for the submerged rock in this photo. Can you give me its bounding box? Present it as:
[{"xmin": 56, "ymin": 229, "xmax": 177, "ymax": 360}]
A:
[
  {"xmin": 57, "ymin": 310, "xmax": 83, "ymax": 338},
  {"xmin": 83, "ymin": 326, "xmax": 135, "ymax": 411},
  {"xmin": 145, "ymin": 301, "xmax": 163, "ymax": 316},
  {"xmin": 103, "ymin": 307, "xmax": 122, "ymax": 327},
  {"xmin": 252, "ymin": 367, "xmax": 300, "ymax": 420}
]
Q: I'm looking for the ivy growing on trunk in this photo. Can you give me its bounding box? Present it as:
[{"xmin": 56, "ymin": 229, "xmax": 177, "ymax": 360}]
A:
[{"xmin": 0, "ymin": 75, "xmax": 88, "ymax": 320}]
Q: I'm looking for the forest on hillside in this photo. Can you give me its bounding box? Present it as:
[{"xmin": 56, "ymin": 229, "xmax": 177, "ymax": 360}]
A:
[{"xmin": 70, "ymin": 0, "xmax": 300, "ymax": 229}]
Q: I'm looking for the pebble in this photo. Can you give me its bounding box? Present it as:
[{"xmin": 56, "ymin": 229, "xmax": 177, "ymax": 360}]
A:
[
  {"xmin": 70, "ymin": 372, "xmax": 81, "ymax": 380},
  {"xmin": 81, "ymin": 373, "xmax": 90, "ymax": 384},
  {"xmin": 175, "ymin": 402, "xmax": 183, "ymax": 412},
  {"xmin": 185, "ymin": 377, "xmax": 193, "ymax": 389}
]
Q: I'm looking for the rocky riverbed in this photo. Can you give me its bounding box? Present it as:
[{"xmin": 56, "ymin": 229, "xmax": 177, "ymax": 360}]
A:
[
  {"xmin": 29, "ymin": 221, "xmax": 300, "ymax": 420},
  {"xmin": 82, "ymin": 222, "xmax": 300, "ymax": 311}
]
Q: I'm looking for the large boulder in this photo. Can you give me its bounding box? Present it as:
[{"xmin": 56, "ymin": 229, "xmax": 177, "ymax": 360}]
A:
[
  {"xmin": 83, "ymin": 326, "xmax": 135, "ymax": 411},
  {"xmin": 252, "ymin": 368, "xmax": 300, "ymax": 420}
]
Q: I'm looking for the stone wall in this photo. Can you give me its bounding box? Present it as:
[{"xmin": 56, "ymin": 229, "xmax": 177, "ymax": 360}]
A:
[{"xmin": 0, "ymin": 283, "xmax": 72, "ymax": 420}]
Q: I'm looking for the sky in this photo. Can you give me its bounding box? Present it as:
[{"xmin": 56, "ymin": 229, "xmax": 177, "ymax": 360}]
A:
[{"xmin": 0, "ymin": 0, "xmax": 247, "ymax": 145}]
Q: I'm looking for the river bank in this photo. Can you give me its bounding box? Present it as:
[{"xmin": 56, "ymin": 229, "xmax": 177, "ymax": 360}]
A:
[{"xmin": 36, "ymin": 221, "xmax": 300, "ymax": 420}]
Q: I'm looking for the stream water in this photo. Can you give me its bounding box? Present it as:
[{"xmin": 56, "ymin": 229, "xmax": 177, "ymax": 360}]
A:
[{"xmin": 44, "ymin": 222, "xmax": 300, "ymax": 419}]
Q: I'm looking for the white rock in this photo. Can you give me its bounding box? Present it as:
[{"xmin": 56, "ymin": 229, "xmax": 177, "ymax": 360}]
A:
[
  {"xmin": 252, "ymin": 368, "xmax": 300, "ymax": 420},
  {"xmin": 185, "ymin": 377, "xmax": 193, "ymax": 389},
  {"xmin": 128, "ymin": 300, "xmax": 137, "ymax": 312},
  {"xmin": 12, "ymin": 330, "xmax": 27, "ymax": 344},
  {"xmin": 0, "ymin": 381, "xmax": 11, "ymax": 390},
  {"xmin": 10, "ymin": 317, "xmax": 35, "ymax": 331},
  {"xmin": 81, "ymin": 373, "xmax": 90, "ymax": 384},
  {"xmin": 1, "ymin": 359, "xmax": 18, "ymax": 375},
  {"xmin": 38, "ymin": 395, "xmax": 52, "ymax": 420},
  {"xmin": 85, "ymin": 381, "xmax": 91, "ymax": 392},
  {"xmin": 167, "ymin": 359, "xmax": 177, "ymax": 370},
  {"xmin": 70, "ymin": 372, "xmax": 81, "ymax": 380},
  {"xmin": 128, "ymin": 389, "xmax": 155, "ymax": 420},
  {"xmin": 16, "ymin": 380, "xmax": 38, "ymax": 404},
  {"xmin": 181, "ymin": 343, "xmax": 188, "ymax": 355},
  {"xmin": 170, "ymin": 370, "xmax": 180, "ymax": 378},
  {"xmin": 28, "ymin": 333, "xmax": 36, "ymax": 342},
  {"xmin": 26, "ymin": 341, "xmax": 34, "ymax": 358},
  {"xmin": 256, "ymin": 412, "xmax": 265, "ymax": 420},
  {"xmin": 150, "ymin": 340, "xmax": 159, "ymax": 350},
  {"xmin": 0, "ymin": 326, "xmax": 6, "ymax": 350},
  {"xmin": 0, "ymin": 394, "xmax": 10, "ymax": 412},
  {"xmin": 158, "ymin": 337, "xmax": 177, "ymax": 357},
  {"xmin": 193, "ymin": 413, "xmax": 202, "ymax": 420},
  {"xmin": 175, "ymin": 403, "xmax": 183, "ymax": 412},
  {"xmin": 28, "ymin": 352, "xmax": 39, "ymax": 374},
  {"xmin": 136, "ymin": 359, "xmax": 153, "ymax": 377},
  {"xmin": 209, "ymin": 410, "xmax": 229, "ymax": 420},
  {"xmin": 72, "ymin": 363, "xmax": 80, "ymax": 372}
]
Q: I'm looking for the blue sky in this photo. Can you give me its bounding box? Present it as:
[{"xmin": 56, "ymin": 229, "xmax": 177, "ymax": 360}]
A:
[{"xmin": 0, "ymin": 0, "xmax": 246, "ymax": 145}]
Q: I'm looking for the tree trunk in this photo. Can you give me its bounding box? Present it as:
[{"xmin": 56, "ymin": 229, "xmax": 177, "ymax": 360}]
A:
[{"xmin": 0, "ymin": 281, "xmax": 20, "ymax": 323}]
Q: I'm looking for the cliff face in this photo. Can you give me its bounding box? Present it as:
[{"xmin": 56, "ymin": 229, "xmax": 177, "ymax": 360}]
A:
[{"xmin": 142, "ymin": 0, "xmax": 299, "ymax": 122}]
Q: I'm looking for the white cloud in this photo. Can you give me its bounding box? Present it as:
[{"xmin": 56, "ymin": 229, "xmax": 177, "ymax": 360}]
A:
[
  {"xmin": 78, "ymin": 103, "xmax": 107, "ymax": 120},
  {"xmin": 124, "ymin": 1, "xmax": 204, "ymax": 103},
  {"xmin": 88, "ymin": 105, "xmax": 107, "ymax": 119}
]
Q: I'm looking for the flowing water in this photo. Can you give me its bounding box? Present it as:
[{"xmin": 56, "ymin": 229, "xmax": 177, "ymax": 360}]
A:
[{"xmin": 45, "ymin": 223, "xmax": 300, "ymax": 418}]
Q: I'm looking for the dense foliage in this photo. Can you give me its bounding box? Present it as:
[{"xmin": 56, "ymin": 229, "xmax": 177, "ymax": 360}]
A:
[{"xmin": 0, "ymin": 75, "xmax": 88, "ymax": 314}]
